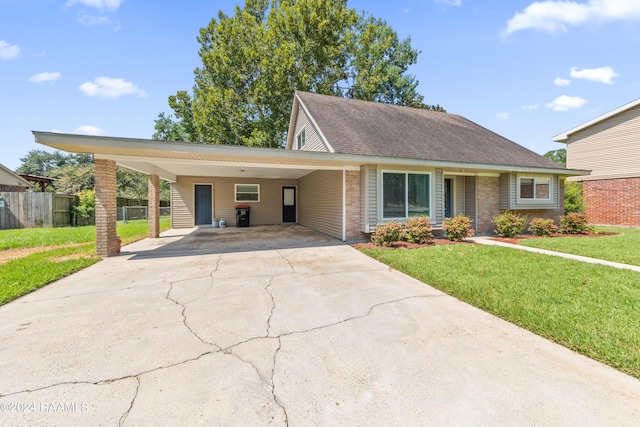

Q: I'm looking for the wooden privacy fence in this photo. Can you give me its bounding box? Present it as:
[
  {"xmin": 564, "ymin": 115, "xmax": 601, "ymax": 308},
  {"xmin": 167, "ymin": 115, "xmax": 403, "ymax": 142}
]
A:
[{"xmin": 0, "ymin": 192, "xmax": 78, "ymax": 230}]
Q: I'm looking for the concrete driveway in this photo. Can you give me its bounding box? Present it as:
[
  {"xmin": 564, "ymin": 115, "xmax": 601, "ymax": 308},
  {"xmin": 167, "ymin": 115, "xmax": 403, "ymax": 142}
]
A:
[{"xmin": 1, "ymin": 225, "xmax": 639, "ymax": 426}]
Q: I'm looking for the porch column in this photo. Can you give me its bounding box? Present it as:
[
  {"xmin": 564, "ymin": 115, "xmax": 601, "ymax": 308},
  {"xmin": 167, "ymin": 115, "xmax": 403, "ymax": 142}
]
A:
[
  {"xmin": 95, "ymin": 159, "xmax": 118, "ymax": 257},
  {"xmin": 148, "ymin": 174, "xmax": 160, "ymax": 238}
]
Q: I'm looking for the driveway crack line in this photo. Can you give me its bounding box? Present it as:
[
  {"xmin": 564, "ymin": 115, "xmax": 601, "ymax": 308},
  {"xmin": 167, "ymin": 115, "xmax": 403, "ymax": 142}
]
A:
[
  {"xmin": 271, "ymin": 336, "xmax": 289, "ymax": 426},
  {"xmin": 165, "ymin": 282, "xmax": 220, "ymax": 350},
  {"xmin": 265, "ymin": 276, "xmax": 276, "ymax": 337},
  {"xmin": 118, "ymin": 376, "xmax": 140, "ymax": 426},
  {"xmin": 275, "ymin": 249, "xmax": 295, "ymax": 273}
]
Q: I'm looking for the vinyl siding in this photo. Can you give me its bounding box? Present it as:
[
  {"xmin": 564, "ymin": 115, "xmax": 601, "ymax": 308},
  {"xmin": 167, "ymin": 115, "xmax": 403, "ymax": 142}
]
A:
[
  {"xmin": 507, "ymin": 173, "xmax": 560, "ymax": 210},
  {"xmin": 298, "ymin": 170, "xmax": 343, "ymax": 239},
  {"xmin": 360, "ymin": 165, "xmax": 378, "ymax": 232},
  {"xmin": 293, "ymin": 106, "xmax": 330, "ymax": 152},
  {"xmin": 567, "ymin": 104, "xmax": 640, "ymax": 179},
  {"xmin": 434, "ymin": 169, "xmax": 444, "ymax": 224},
  {"xmin": 499, "ymin": 173, "xmax": 510, "ymax": 210},
  {"xmin": 171, "ymin": 176, "xmax": 297, "ymax": 228},
  {"xmin": 464, "ymin": 176, "xmax": 477, "ymax": 227},
  {"xmin": 454, "ymin": 177, "xmax": 466, "ymax": 216}
]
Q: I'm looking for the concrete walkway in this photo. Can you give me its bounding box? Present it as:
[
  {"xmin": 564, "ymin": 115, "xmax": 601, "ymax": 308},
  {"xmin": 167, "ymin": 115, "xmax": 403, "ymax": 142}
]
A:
[
  {"xmin": 469, "ymin": 236, "xmax": 640, "ymax": 272},
  {"xmin": 1, "ymin": 226, "xmax": 640, "ymax": 426}
]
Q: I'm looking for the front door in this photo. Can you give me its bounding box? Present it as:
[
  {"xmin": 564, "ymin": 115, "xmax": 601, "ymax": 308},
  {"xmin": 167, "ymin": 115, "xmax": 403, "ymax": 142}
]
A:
[
  {"xmin": 444, "ymin": 178, "xmax": 453, "ymax": 219},
  {"xmin": 282, "ymin": 186, "xmax": 296, "ymax": 223},
  {"xmin": 194, "ymin": 184, "xmax": 212, "ymax": 225}
]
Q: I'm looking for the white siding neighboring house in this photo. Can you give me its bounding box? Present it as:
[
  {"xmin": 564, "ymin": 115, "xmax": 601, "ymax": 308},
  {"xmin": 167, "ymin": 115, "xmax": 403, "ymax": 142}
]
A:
[
  {"xmin": 553, "ymin": 98, "xmax": 640, "ymax": 226},
  {"xmin": 0, "ymin": 163, "xmax": 32, "ymax": 192}
]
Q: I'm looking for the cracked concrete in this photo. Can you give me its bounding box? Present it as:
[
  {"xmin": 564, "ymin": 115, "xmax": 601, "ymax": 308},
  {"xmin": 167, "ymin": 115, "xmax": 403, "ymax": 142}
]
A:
[{"xmin": 1, "ymin": 225, "xmax": 640, "ymax": 426}]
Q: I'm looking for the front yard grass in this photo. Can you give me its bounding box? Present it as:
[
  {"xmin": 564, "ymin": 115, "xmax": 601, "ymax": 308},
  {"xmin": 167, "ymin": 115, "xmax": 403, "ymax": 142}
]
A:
[
  {"xmin": 359, "ymin": 244, "xmax": 640, "ymax": 379},
  {"xmin": 519, "ymin": 226, "xmax": 640, "ymax": 266},
  {"xmin": 0, "ymin": 217, "xmax": 171, "ymax": 305}
]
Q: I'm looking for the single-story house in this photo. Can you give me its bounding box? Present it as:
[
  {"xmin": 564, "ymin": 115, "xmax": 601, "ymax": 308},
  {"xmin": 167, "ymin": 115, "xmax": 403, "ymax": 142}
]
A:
[
  {"xmin": 34, "ymin": 91, "xmax": 587, "ymax": 256},
  {"xmin": 0, "ymin": 163, "xmax": 32, "ymax": 192},
  {"xmin": 553, "ymin": 97, "xmax": 640, "ymax": 226}
]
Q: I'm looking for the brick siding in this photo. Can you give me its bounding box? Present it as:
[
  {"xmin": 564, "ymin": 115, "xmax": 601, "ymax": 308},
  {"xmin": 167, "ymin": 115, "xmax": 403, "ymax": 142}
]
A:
[
  {"xmin": 95, "ymin": 159, "xmax": 118, "ymax": 257},
  {"xmin": 476, "ymin": 176, "xmax": 500, "ymax": 235},
  {"xmin": 148, "ymin": 174, "xmax": 160, "ymax": 238},
  {"xmin": 0, "ymin": 185, "xmax": 28, "ymax": 192},
  {"xmin": 583, "ymin": 177, "xmax": 640, "ymax": 226},
  {"xmin": 345, "ymin": 170, "xmax": 366, "ymax": 242}
]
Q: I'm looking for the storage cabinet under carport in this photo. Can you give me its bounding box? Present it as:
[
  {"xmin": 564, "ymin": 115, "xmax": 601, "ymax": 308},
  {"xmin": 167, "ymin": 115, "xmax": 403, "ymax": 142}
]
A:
[{"xmin": 235, "ymin": 205, "xmax": 251, "ymax": 227}]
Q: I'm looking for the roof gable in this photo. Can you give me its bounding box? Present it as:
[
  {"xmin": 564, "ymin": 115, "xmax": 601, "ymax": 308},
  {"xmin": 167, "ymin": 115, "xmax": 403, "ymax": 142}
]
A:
[
  {"xmin": 553, "ymin": 97, "xmax": 640, "ymax": 142},
  {"xmin": 295, "ymin": 91, "xmax": 563, "ymax": 170},
  {"xmin": 0, "ymin": 163, "xmax": 32, "ymax": 188}
]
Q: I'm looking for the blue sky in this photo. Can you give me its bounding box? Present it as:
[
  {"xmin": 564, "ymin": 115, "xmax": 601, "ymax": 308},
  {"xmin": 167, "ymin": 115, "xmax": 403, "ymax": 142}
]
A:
[{"xmin": 2, "ymin": 0, "xmax": 639, "ymax": 171}]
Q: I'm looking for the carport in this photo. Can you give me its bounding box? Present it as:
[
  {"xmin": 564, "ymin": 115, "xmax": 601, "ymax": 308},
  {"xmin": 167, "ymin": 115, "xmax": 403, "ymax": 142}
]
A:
[{"xmin": 33, "ymin": 132, "xmax": 365, "ymax": 256}]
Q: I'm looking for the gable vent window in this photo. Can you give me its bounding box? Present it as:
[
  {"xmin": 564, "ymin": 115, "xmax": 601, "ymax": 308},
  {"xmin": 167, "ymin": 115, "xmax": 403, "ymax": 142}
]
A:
[
  {"xmin": 235, "ymin": 184, "xmax": 260, "ymax": 202},
  {"xmin": 296, "ymin": 128, "xmax": 306, "ymax": 149},
  {"xmin": 519, "ymin": 177, "xmax": 550, "ymax": 200}
]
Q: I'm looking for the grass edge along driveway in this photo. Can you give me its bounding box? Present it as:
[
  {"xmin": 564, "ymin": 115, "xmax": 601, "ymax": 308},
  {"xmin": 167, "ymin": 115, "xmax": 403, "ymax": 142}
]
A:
[
  {"xmin": 359, "ymin": 243, "xmax": 640, "ymax": 380},
  {"xmin": 0, "ymin": 218, "xmax": 170, "ymax": 305}
]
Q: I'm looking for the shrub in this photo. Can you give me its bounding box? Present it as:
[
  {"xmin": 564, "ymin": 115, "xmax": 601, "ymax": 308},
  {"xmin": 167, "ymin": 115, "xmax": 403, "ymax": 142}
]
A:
[
  {"xmin": 560, "ymin": 212, "xmax": 590, "ymax": 234},
  {"xmin": 492, "ymin": 210, "xmax": 527, "ymax": 238},
  {"xmin": 564, "ymin": 181, "xmax": 585, "ymax": 214},
  {"xmin": 371, "ymin": 221, "xmax": 403, "ymax": 246},
  {"xmin": 402, "ymin": 216, "xmax": 433, "ymax": 244},
  {"xmin": 527, "ymin": 217, "xmax": 558, "ymax": 237},
  {"xmin": 443, "ymin": 215, "xmax": 475, "ymax": 241},
  {"xmin": 73, "ymin": 189, "xmax": 95, "ymax": 225}
]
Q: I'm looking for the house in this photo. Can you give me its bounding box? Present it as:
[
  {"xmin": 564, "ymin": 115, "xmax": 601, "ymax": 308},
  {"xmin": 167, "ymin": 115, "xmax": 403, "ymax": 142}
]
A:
[
  {"xmin": 552, "ymin": 97, "xmax": 640, "ymax": 226},
  {"xmin": 0, "ymin": 163, "xmax": 32, "ymax": 192},
  {"xmin": 33, "ymin": 91, "xmax": 586, "ymax": 256}
]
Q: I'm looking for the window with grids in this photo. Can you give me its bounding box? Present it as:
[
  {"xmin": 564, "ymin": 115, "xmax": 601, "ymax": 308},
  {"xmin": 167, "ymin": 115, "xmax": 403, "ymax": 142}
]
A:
[{"xmin": 235, "ymin": 184, "xmax": 260, "ymax": 202}]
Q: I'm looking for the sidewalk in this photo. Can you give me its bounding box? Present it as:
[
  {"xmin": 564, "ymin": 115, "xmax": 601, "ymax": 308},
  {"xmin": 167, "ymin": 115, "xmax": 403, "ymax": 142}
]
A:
[{"xmin": 469, "ymin": 236, "xmax": 640, "ymax": 273}]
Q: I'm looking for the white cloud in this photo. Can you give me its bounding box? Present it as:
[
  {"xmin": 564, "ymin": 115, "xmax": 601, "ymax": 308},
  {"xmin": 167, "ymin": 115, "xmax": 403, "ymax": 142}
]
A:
[
  {"xmin": 29, "ymin": 72, "xmax": 61, "ymax": 83},
  {"xmin": 0, "ymin": 40, "xmax": 20, "ymax": 60},
  {"xmin": 546, "ymin": 95, "xmax": 587, "ymax": 111},
  {"xmin": 522, "ymin": 103, "xmax": 540, "ymax": 110},
  {"xmin": 74, "ymin": 125, "xmax": 105, "ymax": 135},
  {"xmin": 79, "ymin": 14, "xmax": 112, "ymax": 26},
  {"xmin": 66, "ymin": 0, "xmax": 123, "ymax": 11},
  {"xmin": 503, "ymin": 0, "xmax": 640, "ymax": 36},
  {"xmin": 51, "ymin": 129, "xmax": 65, "ymax": 133},
  {"xmin": 435, "ymin": 0, "xmax": 462, "ymax": 5},
  {"xmin": 554, "ymin": 77, "xmax": 572, "ymax": 86},
  {"xmin": 78, "ymin": 77, "xmax": 146, "ymax": 98},
  {"xmin": 570, "ymin": 66, "xmax": 619, "ymax": 84},
  {"xmin": 496, "ymin": 112, "xmax": 510, "ymax": 120}
]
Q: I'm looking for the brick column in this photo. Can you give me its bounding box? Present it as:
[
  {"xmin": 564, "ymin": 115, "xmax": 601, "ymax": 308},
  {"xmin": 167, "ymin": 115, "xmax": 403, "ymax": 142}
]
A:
[
  {"xmin": 148, "ymin": 174, "xmax": 160, "ymax": 238},
  {"xmin": 476, "ymin": 176, "xmax": 500, "ymax": 235},
  {"xmin": 345, "ymin": 169, "xmax": 365, "ymax": 241},
  {"xmin": 95, "ymin": 159, "xmax": 118, "ymax": 256}
]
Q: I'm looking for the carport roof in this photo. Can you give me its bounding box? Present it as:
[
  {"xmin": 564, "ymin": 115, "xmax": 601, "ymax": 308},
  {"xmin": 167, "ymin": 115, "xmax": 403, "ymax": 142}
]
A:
[{"xmin": 33, "ymin": 131, "xmax": 587, "ymax": 182}]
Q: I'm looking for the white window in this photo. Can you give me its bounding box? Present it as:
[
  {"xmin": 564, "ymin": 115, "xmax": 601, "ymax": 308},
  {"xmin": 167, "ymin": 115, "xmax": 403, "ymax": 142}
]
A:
[
  {"xmin": 296, "ymin": 128, "xmax": 306, "ymax": 149},
  {"xmin": 382, "ymin": 171, "xmax": 430, "ymax": 219},
  {"xmin": 235, "ymin": 184, "xmax": 260, "ymax": 202},
  {"xmin": 518, "ymin": 176, "xmax": 551, "ymax": 201}
]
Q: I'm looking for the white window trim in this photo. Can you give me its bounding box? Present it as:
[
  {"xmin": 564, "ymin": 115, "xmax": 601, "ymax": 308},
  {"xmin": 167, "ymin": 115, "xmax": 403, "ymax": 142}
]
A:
[
  {"xmin": 517, "ymin": 175, "xmax": 552, "ymax": 203},
  {"xmin": 296, "ymin": 127, "xmax": 306, "ymax": 150},
  {"xmin": 234, "ymin": 183, "xmax": 260, "ymax": 203},
  {"xmin": 381, "ymin": 170, "xmax": 432, "ymax": 220}
]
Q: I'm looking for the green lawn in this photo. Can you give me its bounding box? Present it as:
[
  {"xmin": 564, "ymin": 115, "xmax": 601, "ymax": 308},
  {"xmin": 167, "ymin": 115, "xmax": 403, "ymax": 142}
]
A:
[
  {"xmin": 359, "ymin": 244, "xmax": 640, "ymax": 379},
  {"xmin": 0, "ymin": 217, "xmax": 171, "ymax": 305},
  {"xmin": 520, "ymin": 226, "xmax": 640, "ymax": 266}
]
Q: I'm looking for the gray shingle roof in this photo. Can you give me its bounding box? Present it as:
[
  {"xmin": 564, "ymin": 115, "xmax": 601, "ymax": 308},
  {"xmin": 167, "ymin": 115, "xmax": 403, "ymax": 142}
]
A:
[{"xmin": 296, "ymin": 91, "xmax": 563, "ymax": 169}]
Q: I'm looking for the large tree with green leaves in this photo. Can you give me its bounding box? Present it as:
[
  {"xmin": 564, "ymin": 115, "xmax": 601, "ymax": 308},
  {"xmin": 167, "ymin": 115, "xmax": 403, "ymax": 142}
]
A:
[{"xmin": 156, "ymin": 0, "xmax": 440, "ymax": 146}]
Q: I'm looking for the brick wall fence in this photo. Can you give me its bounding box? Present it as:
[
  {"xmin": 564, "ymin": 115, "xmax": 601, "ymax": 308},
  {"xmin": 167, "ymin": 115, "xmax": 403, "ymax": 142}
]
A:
[{"xmin": 583, "ymin": 177, "xmax": 640, "ymax": 226}]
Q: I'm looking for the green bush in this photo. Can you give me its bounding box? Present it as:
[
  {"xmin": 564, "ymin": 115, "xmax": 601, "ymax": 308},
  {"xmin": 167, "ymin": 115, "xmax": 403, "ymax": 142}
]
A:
[
  {"xmin": 73, "ymin": 189, "xmax": 95, "ymax": 224},
  {"xmin": 443, "ymin": 215, "xmax": 475, "ymax": 241},
  {"xmin": 492, "ymin": 210, "xmax": 527, "ymax": 238},
  {"xmin": 564, "ymin": 181, "xmax": 585, "ymax": 214},
  {"xmin": 560, "ymin": 212, "xmax": 590, "ymax": 234},
  {"xmin": 371, "ymin": 221, "xmax": 403, "ymax": 246},
  {"xmin": 402, "ymin": 216, "xmax": 433, "ymax": 244},
  {"xmin": 527, "ymin": 217, "xmax": 558, "ymax": 237}
]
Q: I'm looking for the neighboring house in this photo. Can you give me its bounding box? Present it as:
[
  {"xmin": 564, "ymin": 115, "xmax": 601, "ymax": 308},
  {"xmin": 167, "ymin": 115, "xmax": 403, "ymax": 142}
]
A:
[
  {"xmin": 0, "ymin": 163, "xmax": 32, "ymax": 192},
  {"xmin": 553, "ymin": 97, "xmax": 640, "ymax": 227},
  {"xmin": 33, "ymin": 91, "xmax": 586, "ymax": 256}
]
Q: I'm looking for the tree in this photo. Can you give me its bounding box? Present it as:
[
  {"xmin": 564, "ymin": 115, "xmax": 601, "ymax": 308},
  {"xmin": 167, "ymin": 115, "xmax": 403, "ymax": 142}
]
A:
[
  {"xmin": 544, "ymin": 148, "xmax": 566, "ymax": 167},
  {"xmin": 156, "ymin": 0, "xmax": 442, "ymax": 146}
]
